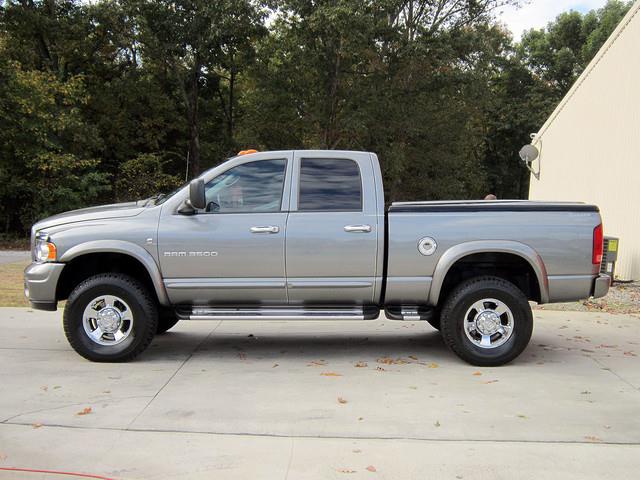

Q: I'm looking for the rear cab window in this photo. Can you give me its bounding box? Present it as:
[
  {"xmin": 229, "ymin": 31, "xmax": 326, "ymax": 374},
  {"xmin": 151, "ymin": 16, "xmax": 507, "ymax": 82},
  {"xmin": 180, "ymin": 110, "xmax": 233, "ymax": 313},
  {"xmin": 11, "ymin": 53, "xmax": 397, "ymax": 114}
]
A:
[{"xmin": 298, "ymin": 158, "xmax": 362, "ymax": 211}]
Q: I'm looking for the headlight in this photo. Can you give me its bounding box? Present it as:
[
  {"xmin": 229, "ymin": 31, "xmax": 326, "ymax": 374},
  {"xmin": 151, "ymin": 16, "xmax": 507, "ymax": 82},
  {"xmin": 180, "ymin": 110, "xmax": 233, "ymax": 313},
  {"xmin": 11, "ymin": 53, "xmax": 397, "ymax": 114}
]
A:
[{"xmin": 34, "ymin": 236, "xmax": 57, "ymax": 262}]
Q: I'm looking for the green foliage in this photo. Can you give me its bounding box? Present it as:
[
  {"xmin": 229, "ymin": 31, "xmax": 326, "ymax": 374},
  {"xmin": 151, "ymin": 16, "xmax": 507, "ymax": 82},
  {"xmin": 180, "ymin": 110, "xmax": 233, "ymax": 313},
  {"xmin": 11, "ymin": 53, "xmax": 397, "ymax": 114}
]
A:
[
  {"xmin": 0, "ymin": 53, "xmax": 110, "ymax": 232},
  {"xmin": 117, "ymin": 154, "xmax": 183, "ymax": 201},
  {"xmin": 0, "ymin": 0, "xmax": 633, "ymax": 234}
]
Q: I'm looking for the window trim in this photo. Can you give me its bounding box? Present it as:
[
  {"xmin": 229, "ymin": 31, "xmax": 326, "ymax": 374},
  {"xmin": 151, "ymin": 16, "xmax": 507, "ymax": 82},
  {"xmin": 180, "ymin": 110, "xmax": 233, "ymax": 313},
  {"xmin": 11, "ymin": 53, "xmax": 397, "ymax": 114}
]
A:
[
  {"xmin": 296, "ymin": 157, "xmax": 364, "ymax": 213},
  {"xmin": 198, "ymin": 158, "xmax": 289, "ymax": 215}
]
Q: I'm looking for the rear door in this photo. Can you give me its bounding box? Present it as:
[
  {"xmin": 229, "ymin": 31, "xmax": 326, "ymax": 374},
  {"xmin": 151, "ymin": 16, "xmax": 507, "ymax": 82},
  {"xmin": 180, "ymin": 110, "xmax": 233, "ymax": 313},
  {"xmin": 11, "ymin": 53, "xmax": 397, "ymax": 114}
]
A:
[{"xmin": 285, "ymin": 151, "xmax": 380, "ymax": 305}]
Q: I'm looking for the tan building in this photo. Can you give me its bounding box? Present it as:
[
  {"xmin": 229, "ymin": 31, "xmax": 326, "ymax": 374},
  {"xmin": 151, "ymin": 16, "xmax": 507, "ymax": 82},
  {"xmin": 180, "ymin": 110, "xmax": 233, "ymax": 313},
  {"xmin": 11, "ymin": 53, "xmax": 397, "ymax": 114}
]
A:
[{"xmin": 528, "ymin": 1, "xmax": 640, "ymax": 281}]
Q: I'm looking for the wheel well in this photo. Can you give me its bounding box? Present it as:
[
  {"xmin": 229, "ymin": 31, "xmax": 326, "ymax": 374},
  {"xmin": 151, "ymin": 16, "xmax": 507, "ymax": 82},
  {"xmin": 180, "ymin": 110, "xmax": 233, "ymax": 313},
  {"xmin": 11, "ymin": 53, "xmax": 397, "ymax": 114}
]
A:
[
  {"xmin": 438, "ymin": 252, "xmax": 541, "ymax": 304},
  {"xmin": 56, "ymin": 253, "xmax": 158, "ymax": 302}
]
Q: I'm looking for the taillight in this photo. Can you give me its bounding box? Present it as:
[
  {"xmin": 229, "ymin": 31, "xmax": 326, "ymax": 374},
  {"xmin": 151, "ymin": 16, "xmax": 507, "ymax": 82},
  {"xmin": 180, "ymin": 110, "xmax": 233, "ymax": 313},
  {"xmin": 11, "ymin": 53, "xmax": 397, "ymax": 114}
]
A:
[{"xmin": 593, "ymin": 223, "xmax": 603, "ymax": 265}]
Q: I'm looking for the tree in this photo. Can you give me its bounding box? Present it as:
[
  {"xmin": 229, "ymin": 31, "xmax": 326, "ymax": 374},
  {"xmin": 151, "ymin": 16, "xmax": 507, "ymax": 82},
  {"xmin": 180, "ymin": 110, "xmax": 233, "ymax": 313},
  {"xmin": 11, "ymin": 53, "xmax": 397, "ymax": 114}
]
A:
[
  {"xmin": 133, "ymin": 0, "xmax": 267, "ymax": 176},
  {"xmin": 518, "ymin": 0, "xmax": 632, "ymax": 100}
]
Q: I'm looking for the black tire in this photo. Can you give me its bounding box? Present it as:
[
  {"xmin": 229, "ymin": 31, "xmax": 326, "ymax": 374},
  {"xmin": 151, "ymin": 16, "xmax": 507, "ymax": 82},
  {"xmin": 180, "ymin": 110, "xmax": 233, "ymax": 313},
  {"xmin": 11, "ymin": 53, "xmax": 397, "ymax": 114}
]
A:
[
  {"xmin": 427, "ymin": 309, "xmax": 441, "ymax": 331},
  {"xmin": 157, "ymin": 309, "xmax": 180, "ymax": 334},
  {"xmin": 440, "ymin": 276, "xmax": 533, "ymax": 366},
  {"xmin": 63, "ymin": 273, "xmax": 158, "ymax": 362}
]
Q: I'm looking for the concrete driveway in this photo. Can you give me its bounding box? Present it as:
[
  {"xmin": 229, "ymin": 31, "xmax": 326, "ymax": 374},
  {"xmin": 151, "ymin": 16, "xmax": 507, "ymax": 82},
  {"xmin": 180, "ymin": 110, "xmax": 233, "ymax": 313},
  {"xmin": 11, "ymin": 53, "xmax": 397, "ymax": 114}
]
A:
[{"xmin": 0, "ymin": 308, "xmax": 639, "ymax": 479}]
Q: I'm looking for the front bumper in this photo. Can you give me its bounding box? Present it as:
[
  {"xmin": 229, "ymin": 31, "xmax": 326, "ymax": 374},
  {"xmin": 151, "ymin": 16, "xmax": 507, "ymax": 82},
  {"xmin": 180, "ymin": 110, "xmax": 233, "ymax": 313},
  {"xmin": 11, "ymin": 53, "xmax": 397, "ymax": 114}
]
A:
[
  {"xmin": 591, "ymin": 274, "xmax": 611, "ymax": 299},
  {"xmin": 24, "ymin": 262, "xmax": 65, "ymax": 311}
]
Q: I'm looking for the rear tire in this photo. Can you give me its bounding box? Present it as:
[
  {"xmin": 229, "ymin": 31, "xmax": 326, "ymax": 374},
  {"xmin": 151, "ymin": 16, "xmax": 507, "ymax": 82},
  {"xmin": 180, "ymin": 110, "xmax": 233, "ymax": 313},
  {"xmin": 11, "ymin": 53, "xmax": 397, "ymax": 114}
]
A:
[
  {"xmin": 63, "ymin": 273, "xmax": 158, "ymax": 362},
  {"xmin": 440, "ymin": 276, "xmax": 533, "ymax": 366}
]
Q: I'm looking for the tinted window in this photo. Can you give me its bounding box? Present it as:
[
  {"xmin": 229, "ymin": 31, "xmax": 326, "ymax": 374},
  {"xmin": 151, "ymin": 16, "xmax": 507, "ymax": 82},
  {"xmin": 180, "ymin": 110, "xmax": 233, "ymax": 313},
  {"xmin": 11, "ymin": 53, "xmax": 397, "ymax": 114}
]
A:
[
  {"xmin": 204, "ymin": 159, "xmax": 286, "ymax": 213},
  {"xmin": 298, "ymin": 159, "xmax": 362, "ymax": 211}
]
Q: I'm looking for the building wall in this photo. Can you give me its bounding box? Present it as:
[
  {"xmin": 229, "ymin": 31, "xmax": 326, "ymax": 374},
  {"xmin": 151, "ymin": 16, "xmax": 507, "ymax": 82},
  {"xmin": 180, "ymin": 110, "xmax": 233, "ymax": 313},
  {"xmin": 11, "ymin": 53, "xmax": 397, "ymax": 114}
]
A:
[{"xmin": 528, "ymin": 2, "xmax": 640, "ymax": 281}]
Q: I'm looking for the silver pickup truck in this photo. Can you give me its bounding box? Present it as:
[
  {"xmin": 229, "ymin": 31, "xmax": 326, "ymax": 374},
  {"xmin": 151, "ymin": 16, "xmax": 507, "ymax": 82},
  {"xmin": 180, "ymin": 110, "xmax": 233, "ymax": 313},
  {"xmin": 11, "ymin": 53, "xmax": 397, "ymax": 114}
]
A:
[{"xmin": 25, "ymin": 150, "xmax": 610, "ymax": 365}]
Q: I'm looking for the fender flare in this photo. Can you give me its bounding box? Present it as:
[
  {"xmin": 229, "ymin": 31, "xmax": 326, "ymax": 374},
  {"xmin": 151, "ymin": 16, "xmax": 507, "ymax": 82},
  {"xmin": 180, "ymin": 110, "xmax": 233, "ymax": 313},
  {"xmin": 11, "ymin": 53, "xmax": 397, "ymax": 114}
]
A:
[
  {"xmin": 59, "ymin": 240, "xmax": 170, "ymax": 306},
  {"xmin": 427, "ymin": 240, "xmax": 549, "ymax": 305}
]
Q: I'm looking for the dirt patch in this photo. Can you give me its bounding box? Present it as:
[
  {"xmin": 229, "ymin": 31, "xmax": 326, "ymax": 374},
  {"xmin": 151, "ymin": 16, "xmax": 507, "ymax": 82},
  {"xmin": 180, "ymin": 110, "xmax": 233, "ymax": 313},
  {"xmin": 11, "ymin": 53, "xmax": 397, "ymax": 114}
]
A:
[{"xmin": 536, "ymin": 281, "xmax": 640, "ymax": 315}]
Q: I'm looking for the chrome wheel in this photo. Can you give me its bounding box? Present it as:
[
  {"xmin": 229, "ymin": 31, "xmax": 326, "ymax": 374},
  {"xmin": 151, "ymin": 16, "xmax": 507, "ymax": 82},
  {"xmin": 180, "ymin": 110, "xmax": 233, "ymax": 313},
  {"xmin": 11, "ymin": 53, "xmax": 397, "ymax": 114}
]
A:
[
  {"xmin": 82, "ymin": 295, "xmax": 134, "ymax": 346},
  {"xmin": 463, "ymin": 298, "xmax": 514, "ymax": 349}
]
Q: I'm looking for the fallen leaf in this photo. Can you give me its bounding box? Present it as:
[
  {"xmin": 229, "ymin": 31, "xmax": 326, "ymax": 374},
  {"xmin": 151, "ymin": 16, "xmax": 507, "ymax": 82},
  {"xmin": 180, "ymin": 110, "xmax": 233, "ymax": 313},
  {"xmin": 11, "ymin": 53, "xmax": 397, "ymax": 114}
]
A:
[
  {"xmin": 408, "ymin": 386, "xmax": 418, "ymax": 390},
  {"xmin": 377, "ymin": 356, "xmax": 408, "ymax": 365},
  {"xmin": 472, "ymin": 371, "xmax": 482, "ymax": 376},
  {"xmin": 366, "ymin": 465, "xmax": 377, "ymax": 472},
  {"xmin": 321, "ymin": 372, "xmax": 342, "ymax": 376},
  {"xmin": 338, "ymin": 397, "xmax": 348, "ymax": 404},
  {"xmin": 102, "ymin": 390, "xmax": 111, "ymax": 394},
  {"xmin": 517, "ymin": 414, "xmax": 528, "ymax": 419},
  {"xmin": 40, "ymin": 386, "xmax": 48, "ymax": 392},
  {"xmin": 427, "ymin": 362, "xmax": 439, "ymax": 369},
  {"xmin": 375, "ymin": 367, "xmax": 386, "ymax": 372},
  {"xmin": 76, "ymin": 407, "xmax": 92, "ymax": 416},
  {"xmin": 584, "ymin": 435, "xmax": 602, "ymax": 443},
  {"xmin": 272, "ymin": 363, "xmax": 279, "ymax": 368},
  {"xmin": 308, "ymin": 360, "xmax": 327, "ymax": 367},
  {"xmin": 238, "ymin": 352, "xmax": 247, "ymax": 360},
  {"xmin": 483, "ymin": 380, "xmax": 499, "ymax": 384},
  {"xmin": 53, "ymin": 386, "xmax": 61, "ymax": 390},
  {"xmin": 434, "ymin": 420, "xmax": 441, "ymax": 427},
  {"xmin": 32, "ymin": 423, "xmax": 43, "ymax": 429},
  {"xmin": 337, "ymin": 468, "xmax": 356, "ymax": 474},
  {"xmin": 581, "ymin": 390, "xmax": 591, "ymax": 395},
  {"xmin": 408, "ymin": 355, "xmax": 418, "ymax": 360},
  {"xmin": 354, "ymin": 361, "xmax": 368, "ymax": 368},
  {"xmin": 0, "ymin": 453, "xmax": 7, "ymax": 461},
  {"xmin": 353, "ymin": 449, "xmax": 362, "ymax": 453},
  {"xmin": 624, "ymin": 351, "xmax": 637, "ymax": 357},
  {"xmin": 358, "ymin": 417, "xmax": 364, "ymax": 421}
]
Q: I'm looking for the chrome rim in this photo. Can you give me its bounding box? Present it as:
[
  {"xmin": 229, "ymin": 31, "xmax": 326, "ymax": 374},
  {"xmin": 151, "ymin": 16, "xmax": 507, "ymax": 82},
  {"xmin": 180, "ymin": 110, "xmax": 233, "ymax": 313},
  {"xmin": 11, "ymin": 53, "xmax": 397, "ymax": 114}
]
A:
[
  {"xmin": 463, "ymin": 298, "xmax": 514, "ymax": 349},
  {"xmin": 82, "ymin": 295, "xmax": 134, "ymax": 346}
]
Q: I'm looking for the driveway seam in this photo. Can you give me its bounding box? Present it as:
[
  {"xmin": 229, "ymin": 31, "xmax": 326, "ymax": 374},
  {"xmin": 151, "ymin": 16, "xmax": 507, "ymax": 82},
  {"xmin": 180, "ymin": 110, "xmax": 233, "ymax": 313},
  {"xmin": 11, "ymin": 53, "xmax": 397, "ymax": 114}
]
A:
[
  {"xmin": 0, "ymin": 395, "xmax": 156, "ymax": 424},
  {"xmin": 589, "ymin": 355, "xmax": 640, "ymax": 392},
  {"xmin": 124, "ymin": 320, "xmax": 223, "ymax": 429},
  {"xmin": 2, "ymin": 422, "xmax": 639, "ymax": 446}
]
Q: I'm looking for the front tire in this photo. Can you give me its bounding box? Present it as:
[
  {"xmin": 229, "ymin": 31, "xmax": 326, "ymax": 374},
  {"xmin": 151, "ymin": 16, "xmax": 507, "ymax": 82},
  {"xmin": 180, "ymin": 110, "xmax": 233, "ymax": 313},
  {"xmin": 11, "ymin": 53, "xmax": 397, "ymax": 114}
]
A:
[
  {"xmin": 440, "ymin": 276, "xmax": 533, "ymax": 366},
  {"xmin": 63, "ymin": 273, "xmax": 158, "ymax": 362}
]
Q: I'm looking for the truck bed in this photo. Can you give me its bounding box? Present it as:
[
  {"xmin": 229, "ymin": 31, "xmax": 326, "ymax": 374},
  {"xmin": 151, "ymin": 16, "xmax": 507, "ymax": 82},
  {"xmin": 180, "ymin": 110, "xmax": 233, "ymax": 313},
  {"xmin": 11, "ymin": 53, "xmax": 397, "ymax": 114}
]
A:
[{"xmin": 385, "ymin": 200, "xmax": 601, "ymax": 306}]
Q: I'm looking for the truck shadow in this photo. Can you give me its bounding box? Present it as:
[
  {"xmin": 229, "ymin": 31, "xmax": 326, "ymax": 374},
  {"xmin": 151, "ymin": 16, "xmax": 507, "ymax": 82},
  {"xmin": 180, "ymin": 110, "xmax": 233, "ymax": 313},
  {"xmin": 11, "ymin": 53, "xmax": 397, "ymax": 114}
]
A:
[{"xmin": 145, "ymin": 326, "xmax": 562, "ymax": 366}]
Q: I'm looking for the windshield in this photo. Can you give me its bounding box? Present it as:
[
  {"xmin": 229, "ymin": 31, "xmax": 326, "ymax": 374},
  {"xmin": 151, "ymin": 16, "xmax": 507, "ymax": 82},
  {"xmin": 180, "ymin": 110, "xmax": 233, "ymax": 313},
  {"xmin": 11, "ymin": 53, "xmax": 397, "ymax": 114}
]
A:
[
  {"xmin": 152, "ymin": 162, "xmax": 227, "ymax": 206},
  {"xmin": 153, "ymin": 181, "xmax": 189, "ymax": 206}
]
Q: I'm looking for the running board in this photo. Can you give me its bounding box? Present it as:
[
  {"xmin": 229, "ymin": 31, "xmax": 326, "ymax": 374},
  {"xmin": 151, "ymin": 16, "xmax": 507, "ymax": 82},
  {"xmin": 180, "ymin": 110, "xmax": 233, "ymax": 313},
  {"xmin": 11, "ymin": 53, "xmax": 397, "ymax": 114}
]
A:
[{"xmin": 175, "ymin": 306, "xmax": 380, "ymax": 321}]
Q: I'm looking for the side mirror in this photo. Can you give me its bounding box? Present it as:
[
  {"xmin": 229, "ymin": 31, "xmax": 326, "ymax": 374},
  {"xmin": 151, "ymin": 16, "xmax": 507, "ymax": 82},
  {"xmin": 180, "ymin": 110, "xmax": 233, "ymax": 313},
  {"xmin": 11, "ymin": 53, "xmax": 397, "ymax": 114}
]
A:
[{"xmin": 189, "ymin": 178, "xmax": 206, "ymax": 209}]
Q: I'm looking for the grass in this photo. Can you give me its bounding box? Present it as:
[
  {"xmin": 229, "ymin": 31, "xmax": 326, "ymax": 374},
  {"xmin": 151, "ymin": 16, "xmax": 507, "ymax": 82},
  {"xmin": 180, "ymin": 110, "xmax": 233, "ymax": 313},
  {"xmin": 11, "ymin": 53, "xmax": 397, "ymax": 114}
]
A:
[{"xmin": 0, "ymin": 260, "xmax": 30, "ymax": 307}]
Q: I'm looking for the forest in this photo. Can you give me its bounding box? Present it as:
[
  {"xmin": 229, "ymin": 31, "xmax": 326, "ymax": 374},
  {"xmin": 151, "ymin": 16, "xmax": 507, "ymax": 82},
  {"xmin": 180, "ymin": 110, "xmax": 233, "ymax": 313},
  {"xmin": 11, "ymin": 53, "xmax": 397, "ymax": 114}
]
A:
[{"xmin": 0, "ymin": 0, "xmax": 632, "ymax": 236}]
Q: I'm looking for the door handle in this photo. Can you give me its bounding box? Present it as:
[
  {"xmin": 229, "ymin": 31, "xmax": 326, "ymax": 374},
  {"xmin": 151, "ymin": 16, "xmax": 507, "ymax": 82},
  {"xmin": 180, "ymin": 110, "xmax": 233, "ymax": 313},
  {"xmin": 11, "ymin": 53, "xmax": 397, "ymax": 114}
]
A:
[
  {"xmin": 250, "ymin": 226, "xmax": 280, "ymax": 234},
  {"xmin": 344, "ymin": 224, "xmax": 371, "ymax": 233}
]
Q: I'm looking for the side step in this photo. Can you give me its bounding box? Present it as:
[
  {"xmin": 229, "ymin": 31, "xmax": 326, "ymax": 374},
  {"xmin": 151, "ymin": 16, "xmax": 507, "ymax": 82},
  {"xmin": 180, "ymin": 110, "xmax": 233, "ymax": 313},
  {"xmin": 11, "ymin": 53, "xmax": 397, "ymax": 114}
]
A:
[
  {"xmin": 175, "ymin": 306, "xmax": 380, "ymax": 321},
  {"xmin": 384, "ymin": 306, "xmax": 435, "ymax": 321}
]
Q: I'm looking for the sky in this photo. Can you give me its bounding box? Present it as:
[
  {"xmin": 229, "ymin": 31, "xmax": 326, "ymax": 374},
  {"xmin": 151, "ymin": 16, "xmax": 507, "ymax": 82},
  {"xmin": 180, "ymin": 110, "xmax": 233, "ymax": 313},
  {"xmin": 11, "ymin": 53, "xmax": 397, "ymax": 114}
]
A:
[{"xmin": 497, "ymin": 0, "xmax": 611, "ymax": 39}]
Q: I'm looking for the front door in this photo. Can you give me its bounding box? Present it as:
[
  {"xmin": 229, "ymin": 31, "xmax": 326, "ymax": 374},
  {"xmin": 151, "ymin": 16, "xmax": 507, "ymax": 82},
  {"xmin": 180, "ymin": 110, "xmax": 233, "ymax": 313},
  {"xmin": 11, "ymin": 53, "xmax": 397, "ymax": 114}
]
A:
[
  {"xmin": 158, "ymin": 154, "xmax": 292, "ymax": 305},
  {"xmin": 285, "ymin": 152, "xmax": 379, "ymax": 305}
]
